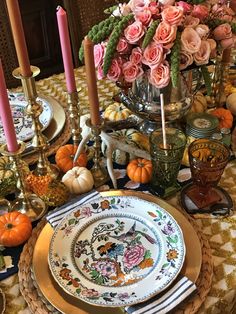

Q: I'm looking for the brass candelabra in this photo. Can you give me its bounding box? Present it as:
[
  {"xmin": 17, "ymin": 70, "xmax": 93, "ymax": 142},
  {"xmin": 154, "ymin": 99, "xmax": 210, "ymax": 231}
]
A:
[
  {"xmin": 0, "ymin": 142, "xmax": 47, "ymax": 221},
  {"xmin": 67, "ymin": 90, "xmax": 82, "ymax": 146},
  {"xmin": 12, "ymin": 66, "xmax": 59, "ymax": 179}
]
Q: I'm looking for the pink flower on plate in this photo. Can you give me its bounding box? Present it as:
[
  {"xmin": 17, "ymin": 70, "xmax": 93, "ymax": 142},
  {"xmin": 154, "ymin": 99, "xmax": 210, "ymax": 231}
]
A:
[
  {"xmin": 93, "ymin": 260, "xmax": 116, "ymax": 277},
  {"xmin": 143, "ymin": 42, "xmax": 164, "ymax": 67},
  {"xmin": 195, "ymin": 24, "xmax": 209, "ymax": 38},
  {"xmin": 135, "ymin": 8, "xmax": 152, "ymax": 26},
  {"xmin": 130, "ymin": 47, "xmax": 143, "ymax": 64},
  {"xmin": 161, "ymin": 6, "xmax": 184, "ymax": 26},
  {"xmin": 117, "ymin": 37, "xmax": 130, "ymax": 53},
  {"xmin": 80, "ymin": 206, "xmax": 92, "ymax": 218},
  {"xmin": 176, "ymin": 1, "xmax": 192, "ymax": 14},
  {"xmin": 123, "ymin": 61, "xmax": 144, "ymax": 82},
  {"xmin": 81, "ymin": 289, "xmax": 99, "ymax": 298},
  {"xmin": 149, "ymin": 61, "xmax": 170, "ymax": 88},
  {"xmin": 179, "ymin": 50, "xmax": 193, "ymax": 70},
  {"xmin": 154, "ymin": 21, "xmax": 177, "ymax": 49},
  {"xmin": 123, "ymin": 244, "xmax": 146, "ymax": 269},
  {"xmin": 213, "ymin": 23, "xmax": 232, "ymax": 41},
  {"xmin": 94, "ymin": 44, "xmax": 105, "ymax": 67},
  {"xmin": 193, "ymin": 40, "xmax": 211, "ymax": 65},
  {"xmin": 184, "ymin": 16, "xmax": 200, "ymax": 28},
  {"xmin": 181, "ymin": 28, "xmax": 201, "ymax": 54},
  {"xmin": 192, "ymin": 4, "xmax": 209, "ymax": 21},
  {"xmin": 124, "ymin": 21, "xmax": 145, "ymax": 44},
  {"xmin": 107, "ymin": 59, "xmax": 122, "ymax": 82}
]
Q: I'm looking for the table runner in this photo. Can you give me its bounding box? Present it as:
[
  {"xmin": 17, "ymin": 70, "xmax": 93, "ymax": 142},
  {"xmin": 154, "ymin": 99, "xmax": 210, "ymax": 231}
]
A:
[{"xmin": 0, "ymin": 67, "xmax": 236, "ymax": 313}]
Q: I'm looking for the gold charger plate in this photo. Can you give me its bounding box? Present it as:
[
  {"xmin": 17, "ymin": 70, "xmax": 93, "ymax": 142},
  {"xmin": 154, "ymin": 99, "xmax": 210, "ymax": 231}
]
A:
[{"xmin": 32, "ymin": 190, "xmax": 202, "ymax": 314}]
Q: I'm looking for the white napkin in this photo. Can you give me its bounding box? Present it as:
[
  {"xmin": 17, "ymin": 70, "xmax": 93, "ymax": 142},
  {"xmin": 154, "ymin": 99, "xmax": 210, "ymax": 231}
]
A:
[
  {"xmin": 125, "ymin": 275, "xmax": 196, "ymax": 314},
  {"xmin": 46, "ymin": 190, "xmax": 100, "ymax": 228},
  {"xmin": 46, "ymin": 190, "xmax": 197, "ymax": 313}
]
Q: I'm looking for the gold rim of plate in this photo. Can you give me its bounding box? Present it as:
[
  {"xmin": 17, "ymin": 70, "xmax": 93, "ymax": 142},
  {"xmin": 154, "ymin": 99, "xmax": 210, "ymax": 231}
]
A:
[{"xmin": 32, "ymin": 190, "xmax": 202, "ymax": 314}]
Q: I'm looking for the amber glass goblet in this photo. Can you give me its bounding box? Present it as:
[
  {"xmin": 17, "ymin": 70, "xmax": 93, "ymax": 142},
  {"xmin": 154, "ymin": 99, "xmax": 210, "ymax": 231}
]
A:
[{"xmin": 187, "ymin": 139, "xmax": 230, "ymax": 209}]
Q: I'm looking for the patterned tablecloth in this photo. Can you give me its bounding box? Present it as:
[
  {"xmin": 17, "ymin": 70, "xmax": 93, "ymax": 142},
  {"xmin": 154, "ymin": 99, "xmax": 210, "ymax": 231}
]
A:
[{"xmin": 0, "ymin": 67, "xmax": 236, "ymax": 314}]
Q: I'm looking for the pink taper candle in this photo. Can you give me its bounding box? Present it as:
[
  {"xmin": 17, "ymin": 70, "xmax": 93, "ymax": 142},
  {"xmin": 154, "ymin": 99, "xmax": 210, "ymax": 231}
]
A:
[
  {"xmin": 6, "ymin": 0, "xmax": 32, "ymax": 77},
  {"xmin": 0, "ymin": 60, "xmax": 18, "ymax": 152},
  {"xmin": 56, "ymin": 6, "xmax": 77, "ymax": 93}
]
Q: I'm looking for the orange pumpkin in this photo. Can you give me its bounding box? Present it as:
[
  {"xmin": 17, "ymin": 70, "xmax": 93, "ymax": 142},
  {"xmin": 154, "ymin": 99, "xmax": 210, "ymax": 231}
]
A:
[
  {"xmin": 0, "ymin": 212, "xmax": 32, "ymax": 247},
  {"xmin": 127, "ymin": 158, "xmax": 152, "ymax": 184},
  {"xmin": 55, "ymin": 144, "xmax": 87, "ymax": 173},
  {"xmin": 211, "ymin": 108, "xmax": 233, "ymax": 129}
]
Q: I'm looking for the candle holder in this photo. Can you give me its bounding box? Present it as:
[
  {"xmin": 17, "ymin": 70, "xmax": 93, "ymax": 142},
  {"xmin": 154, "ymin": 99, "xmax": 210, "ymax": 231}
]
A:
[
  {"xmin": 86, "ymin": 119, "xmax": 109, "ymax": 187},
  {"xmin": 12, "ymin": 66, "xmax": 59, "ymax": 179},
  {"xmin": 67, "ymin": 91, "xmax": 82, "ymax": 146},
  {"xmin": 0, "ymin": 143, "xmax": 47, "ymax": 221}
]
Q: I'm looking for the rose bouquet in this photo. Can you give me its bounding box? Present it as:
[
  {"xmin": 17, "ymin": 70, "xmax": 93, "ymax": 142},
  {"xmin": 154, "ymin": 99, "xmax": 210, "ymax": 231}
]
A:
[{"xmin": 79, "ymin": 0, "xmax": 236, "ymax": 93}]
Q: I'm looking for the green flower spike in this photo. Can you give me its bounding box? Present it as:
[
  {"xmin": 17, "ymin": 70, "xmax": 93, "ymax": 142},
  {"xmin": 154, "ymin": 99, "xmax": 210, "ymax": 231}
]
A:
[
  {"xmin": 201, "ymin": 65, "xmax": 212, "ymax": 96},
  {"xmin": 142, "ymin": 20, "xmax": 159, "ymax": 49},
  {"xmin": 103, "ymin": 14, "xmax": 134, "ymax": 76},
  {"xmin": 170, "ymin": 31, "xmax": 181, "ymax": 88}
]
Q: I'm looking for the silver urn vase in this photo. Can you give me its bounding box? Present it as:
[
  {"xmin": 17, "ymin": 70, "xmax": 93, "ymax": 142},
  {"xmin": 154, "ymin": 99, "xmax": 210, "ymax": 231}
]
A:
[{"xmin": 120, "ymin": 69, "xmax": 201, "ymax": 134}]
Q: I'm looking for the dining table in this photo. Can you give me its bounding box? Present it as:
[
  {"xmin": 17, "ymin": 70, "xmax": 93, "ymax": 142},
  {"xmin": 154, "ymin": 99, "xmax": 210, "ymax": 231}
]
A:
[{"xmin": 0, "ymin": 66, "xmax": 236, "ymax": 314}]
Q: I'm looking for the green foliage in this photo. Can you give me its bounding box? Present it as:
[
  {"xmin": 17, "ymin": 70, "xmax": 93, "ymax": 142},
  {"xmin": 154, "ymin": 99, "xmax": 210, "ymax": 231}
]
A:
[
  {"xmin": 79, "ymin": 16, "xmax": 120, "ymax": 62},
  {"xmin": 142, "ymin": 20, "xmax": 159, "ymax": 49},
  {"xmin": 170, "ymin": 31, "xmax": 181, "ymax": 88},
  {"xmin": 104, "ymin": 5, "xmax": 118, "ymax": 15},
  {"xmin": 103, "ymin": 14, "xmax": 134, "ymax": 76},
  {"xmin": 185, "ymin": 0, "xmax": 205, "ymax": 4},
  {"xmin": 201, "ymin": 65, "xmax": 212, "ymax": 96}
]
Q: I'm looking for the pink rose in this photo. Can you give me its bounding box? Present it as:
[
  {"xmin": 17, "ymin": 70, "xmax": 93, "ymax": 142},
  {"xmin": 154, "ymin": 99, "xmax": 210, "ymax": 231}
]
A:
[
  {"xmin": 116, "ymin": 37, "xmax": 129, "ymax": 53},
  {"xmin": 154, "ymin": 21, "xmax": 177, "ymax": 49},
  {"xmin": 179, "ymin": 50, "xmax": 193, "ymax": 70},
  {"xmin": 97, "ymin": 65, "xmax": 105, "ymax": 80},
  {"xmin": 195, "ymin": 24, "xmax": 209, "ymax": 38},
  {"xmin": 148, "ymin": 2, "xmax": 159, "ymax": 15},
  {"xmin": 158, "ymin": 0, "xmax": 175, "ymax": 5},
  {"xmin": 213, "ymin": 23, "xmax": 232, "ymax": 41},
  {"xmin": 128, "ymin": 0, "xmax": 150, "ymax": 13},
  {"xmin": 161, "ymin": 6, "xmax": 184, "ymax": 26},
  {"xmin": 192, "ymin": 5, "xmax": 209, "ymax": 21},
  {"xmin": 123, "ymin": 61, "xmax": 144, "ymax": 82},
  {"xmin": 176, "ymin": 1, "xmax": 192, "ymax": 14},
  {"xmin": 124, "ymin": 21, "xmax": 145, "ymax": 44},
  {"xmin": 181, "ymin": 28, "xmax": 201, "ymax": 53},
  {"xmin": 220, "ymin": 36, "xmax": 236, "ymax": 49},
  {"xmin": 149, "ymin": 61, "xmax": 170, "ymax": 88},
  {"xmin": 130, "ymin": 47, "xmax": 143, "ymax": 64},
  {"xmin": 143, "ymin": 42, "xmax": 164, "ymax": 67},
  {"xmin": 184, "ymin": 16, "xmax": 200, "ymax": 28},
  {"xmin": 107, "ymin": 59, "xmax": 122, "ymax": 82},
  {"xmin": 94, "ymin": 44, "xmax": 105, "ymax": 67},
  {"xmin": 193, "ymin": 40, "xmax": 211, "ymax": 65},
  {"xmin": 123, "ymin": 244, "xmax": 145, "ymax": 269},
  {"xmin": 135, "ymin": 9, "xmax": 152, "ymax": 26},
  {"xmin": 207, "ymin": 38, "xmax": 217, "ymax": 58}
]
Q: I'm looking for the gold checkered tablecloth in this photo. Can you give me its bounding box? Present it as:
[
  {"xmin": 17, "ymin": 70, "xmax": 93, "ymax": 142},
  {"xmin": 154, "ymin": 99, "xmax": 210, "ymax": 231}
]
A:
[{"xmin": 1, "ymin": 67, "xmax": 236, "ymax": 314}]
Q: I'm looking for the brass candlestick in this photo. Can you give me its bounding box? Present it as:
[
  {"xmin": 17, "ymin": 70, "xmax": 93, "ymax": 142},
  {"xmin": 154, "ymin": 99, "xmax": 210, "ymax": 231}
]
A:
[
  {"xmin": 12, "ymin": 66, "xmax": 59, "ymax": 179},
  {"xmin": 0, "ymin": 143, "xmax": 47, "ymax": 221},
  {"xmin": 67, "ymin": 91, "xmax": 82, "ymax": 146},
  {"xmin": 86, "ymin": 119, "xmax": 109, "ymax": 187}
]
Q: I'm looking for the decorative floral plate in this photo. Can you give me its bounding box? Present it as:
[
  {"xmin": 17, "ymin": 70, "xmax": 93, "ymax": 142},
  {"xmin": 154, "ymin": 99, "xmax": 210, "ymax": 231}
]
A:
[
  {"xmin": 48, "ymin": 196, "xmax": 185, "ymax": 307},
  {"xmin": 0, "ymin": 92, "xmax": 53, "ymax": 144}
]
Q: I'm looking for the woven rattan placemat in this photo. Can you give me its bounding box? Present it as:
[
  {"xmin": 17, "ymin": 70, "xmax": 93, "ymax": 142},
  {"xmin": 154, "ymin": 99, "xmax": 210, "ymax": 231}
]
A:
[{"xmin": 18, "ymin": 213, "xmax": 213, "ymax": 314}]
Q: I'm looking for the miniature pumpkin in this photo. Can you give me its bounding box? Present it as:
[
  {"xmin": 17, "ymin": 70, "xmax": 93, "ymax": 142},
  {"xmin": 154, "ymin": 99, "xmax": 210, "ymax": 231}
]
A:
[
  {"xmin": 190, "ymin": 92, "xmax": 208, "ymax": 113},
  {"xmin": 62, "ymin": 167, "xmax": 94, "ymax": 194},
  {"xmin": 55, "ymin": 144, "xmax": 87, "ymax": 173},
  {"xmin": 0, "ymin": 212, "xmax": 32, "ymax": 247},
  {"xmin": 226, "ymin": 93, "xmax": 236, "ymax": 115},
  {"xmin": 210, "ymin": 108, "xmax": 233, "ymax": 129},
  {"xmin": 127, "ymin": 158, "xmax": 152, "ymax": 184},
  {"xmin": 104, "ymin": 102, "xmax": 131, "ymax": 121}
]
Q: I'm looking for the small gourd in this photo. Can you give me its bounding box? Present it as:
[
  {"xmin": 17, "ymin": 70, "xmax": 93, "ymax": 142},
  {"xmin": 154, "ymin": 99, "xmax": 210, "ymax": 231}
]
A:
[
  {"xmin": 62, "ymin": 167, "xmax": 94, "ymax": 194},
  {"xmin": 210, "ymin": 108, "xmax": 233, "ymax": 129},
  {"xmin": 190, "ymin": 92, "xmax": 208, "ymax": 113},
  {"xmin": 127, "ymin": 158, "xmax": 152, "ymax": 184},
  {"xmin": 104, "ymin": 102, "xmax": 131, "ymax": 121}
]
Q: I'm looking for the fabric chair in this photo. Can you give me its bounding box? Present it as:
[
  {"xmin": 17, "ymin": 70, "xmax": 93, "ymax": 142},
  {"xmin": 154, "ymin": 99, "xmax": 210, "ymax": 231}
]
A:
[{"xmin": 63, "ymin": 0, "xmax": 120, "ymax": 67}]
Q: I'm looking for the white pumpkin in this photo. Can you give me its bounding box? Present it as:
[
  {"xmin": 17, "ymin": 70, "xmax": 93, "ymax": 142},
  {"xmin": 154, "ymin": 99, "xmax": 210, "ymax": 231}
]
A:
[
  {"xmin": 226, "ymin": 93, "xmax": 236, "ymax": 115},
  {"xmin": 62, "ymin": 167, "xmax": 94, "ymax": 194}
]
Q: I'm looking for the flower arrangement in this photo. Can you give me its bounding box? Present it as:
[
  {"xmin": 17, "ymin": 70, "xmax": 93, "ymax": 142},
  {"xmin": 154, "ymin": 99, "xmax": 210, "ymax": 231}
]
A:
[{"xmin": 79, "ymin": 0, "xmax": 236, "ymax": 92}]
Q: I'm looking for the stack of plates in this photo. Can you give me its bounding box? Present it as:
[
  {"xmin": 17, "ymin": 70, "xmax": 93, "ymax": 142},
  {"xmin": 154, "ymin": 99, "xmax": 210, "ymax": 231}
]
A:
[
  {"xmin": 186, "ymin": 112, "xmax": 219, "ymax": 139},
  {"xmin": 0, "ymin": 92, "xmax": 66, "ymax": 154},
  {"xmin": 32, "ymin": 191, "xmax": 202, "ymax": 312}
]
